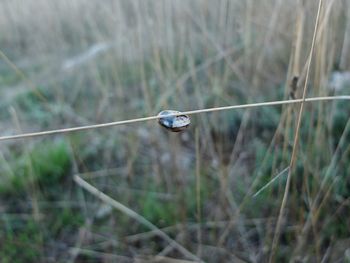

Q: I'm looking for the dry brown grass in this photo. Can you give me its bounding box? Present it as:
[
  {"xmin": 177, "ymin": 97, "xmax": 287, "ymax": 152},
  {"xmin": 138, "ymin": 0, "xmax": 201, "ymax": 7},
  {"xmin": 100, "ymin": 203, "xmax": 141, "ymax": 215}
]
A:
[{"xmin": 0, "ymin": 0, "xmax": 349, "ymax": 262}]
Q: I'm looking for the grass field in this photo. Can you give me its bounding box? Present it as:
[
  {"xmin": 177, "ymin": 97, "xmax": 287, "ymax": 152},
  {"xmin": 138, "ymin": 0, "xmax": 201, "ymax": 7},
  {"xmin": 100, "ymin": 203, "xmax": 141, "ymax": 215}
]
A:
[{"xmin": 0, "ymin": 0, "xmax": 350, "ymax": 262}]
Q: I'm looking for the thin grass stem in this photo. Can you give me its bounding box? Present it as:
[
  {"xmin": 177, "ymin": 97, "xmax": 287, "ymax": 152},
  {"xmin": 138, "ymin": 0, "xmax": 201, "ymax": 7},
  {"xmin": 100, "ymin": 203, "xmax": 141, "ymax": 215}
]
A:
[{"xmin": 0, "ymin": 95, "xmax": 348, "ymax": 142}]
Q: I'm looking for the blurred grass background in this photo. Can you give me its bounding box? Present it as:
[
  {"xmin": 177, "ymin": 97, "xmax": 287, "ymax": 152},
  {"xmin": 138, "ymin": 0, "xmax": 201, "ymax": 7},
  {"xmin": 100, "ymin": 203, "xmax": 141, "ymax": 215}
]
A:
[{"xmin": 0, "ymin": 0, "xmax": 350, "ymax": 262}]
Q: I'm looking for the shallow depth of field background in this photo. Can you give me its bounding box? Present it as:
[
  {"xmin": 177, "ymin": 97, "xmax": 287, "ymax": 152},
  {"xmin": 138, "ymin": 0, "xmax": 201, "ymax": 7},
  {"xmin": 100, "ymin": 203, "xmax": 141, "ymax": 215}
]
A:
[{"xmin": 0, "ymin": 0, "xmax": 350, "ymax": 262}]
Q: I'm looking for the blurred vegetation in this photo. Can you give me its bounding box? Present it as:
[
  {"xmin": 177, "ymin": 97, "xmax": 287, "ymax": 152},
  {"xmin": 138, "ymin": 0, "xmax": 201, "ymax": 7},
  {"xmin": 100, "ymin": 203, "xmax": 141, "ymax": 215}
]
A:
[
  {"xmin": 0, "ymin": 0, "xmax": 349, "ymax": 262},
  {"xmin": 0, "ymin": 140, "xmax": 70, "ymax": 194}
]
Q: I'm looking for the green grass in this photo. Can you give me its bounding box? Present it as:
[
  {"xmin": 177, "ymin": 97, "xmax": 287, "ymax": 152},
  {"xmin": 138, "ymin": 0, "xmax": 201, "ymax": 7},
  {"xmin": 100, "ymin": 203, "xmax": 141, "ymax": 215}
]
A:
[
  {"xmin": 0, "ymin": 140, "xmax": 71, "ymax": 194},
  {"xmin": 0, "ymin": 219, "xmax": 43, "ymax": 263}
]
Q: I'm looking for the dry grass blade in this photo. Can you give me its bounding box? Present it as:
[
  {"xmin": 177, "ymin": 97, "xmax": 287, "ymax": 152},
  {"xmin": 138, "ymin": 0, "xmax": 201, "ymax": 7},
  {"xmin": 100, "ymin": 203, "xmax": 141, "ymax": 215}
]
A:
[
  {"xmin": 195, "ymin": 128, "xmax": 202, "ymax": 257},
  {"xmin": 0, "ymin": 96, "xmax": 349, "ymax": 142},
  {"xmin": 269, "ymin": 0, "xmax": 324, "ymax": 261},
  {"xmin": 73, "ymin": 174, "xmax": 202, "ymax": 262},
  {"xmin": 252, "ymin": 167, "xmax": 289, "ymax": 198}
]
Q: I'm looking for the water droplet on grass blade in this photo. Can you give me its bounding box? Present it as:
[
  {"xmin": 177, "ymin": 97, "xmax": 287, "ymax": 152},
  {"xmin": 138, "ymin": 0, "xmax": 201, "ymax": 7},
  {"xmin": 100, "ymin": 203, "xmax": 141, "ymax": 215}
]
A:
[{"xmin": 158, "ymin": 110, "xmax": 190, "ymax": 132}]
